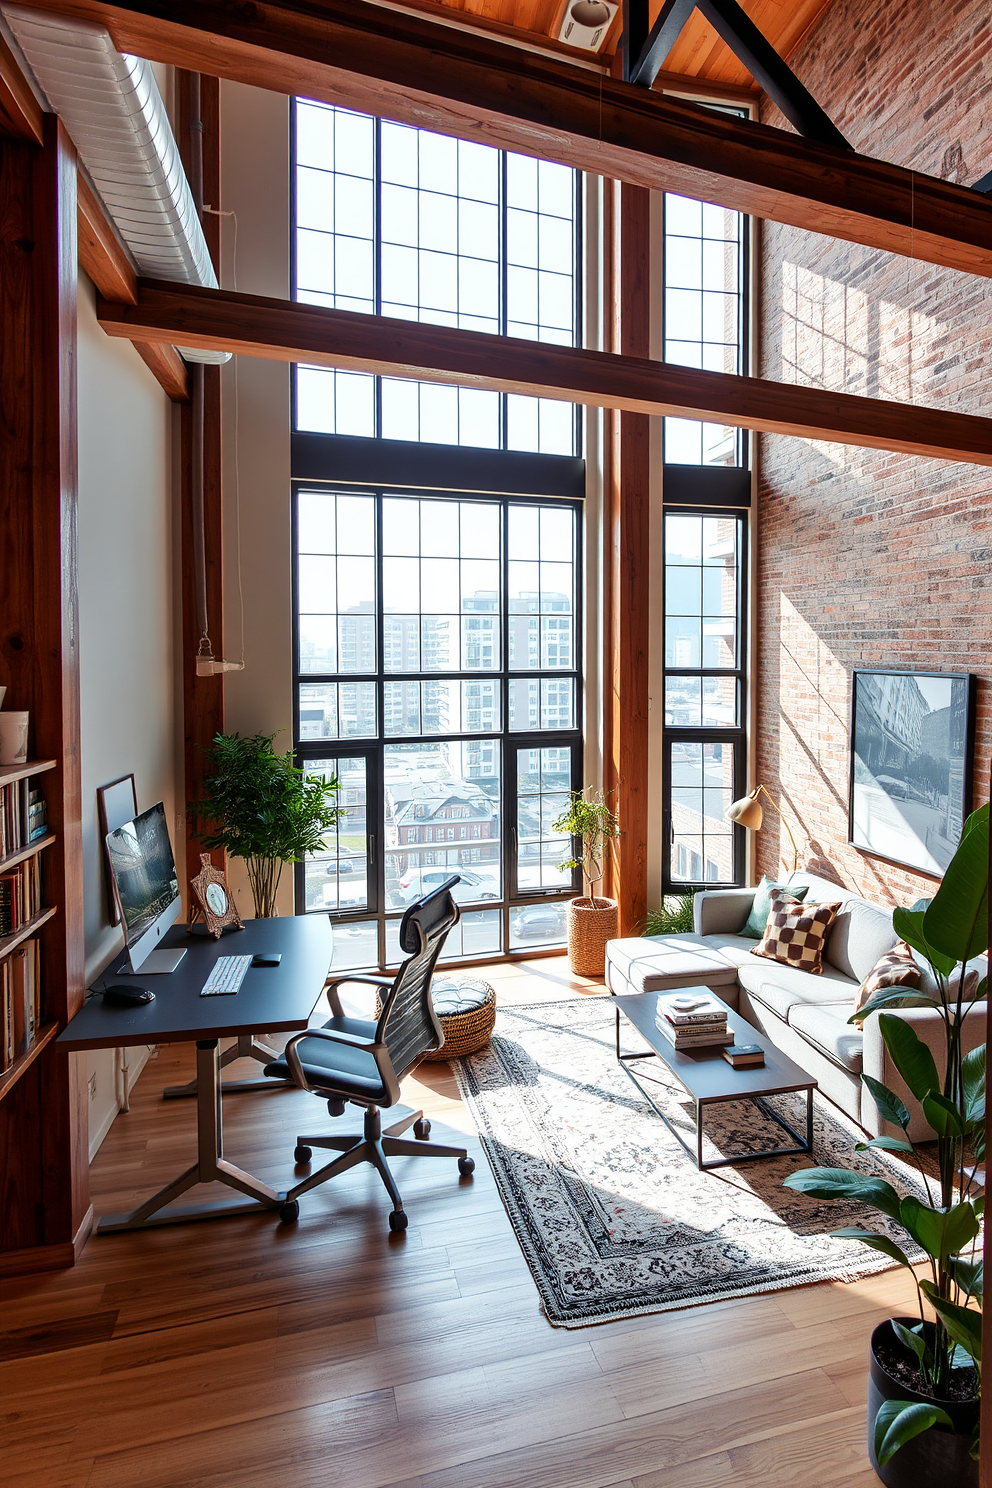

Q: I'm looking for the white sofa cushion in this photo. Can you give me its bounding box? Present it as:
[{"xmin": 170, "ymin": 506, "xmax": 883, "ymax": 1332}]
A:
[
  {"xmin": 738, "ymin": 957, "xmax": 860, "ymax": 1020},
  {"xmin": 605, "ymin": 933, "xmax": 738, "ymax": 994},
  {"xmin": 823, "ymin": 898, "xmax": 898, "ymax": 983},
  {"xmin": 788, "ymin": 1003, "xmax": 863, "ymax": 1074}
]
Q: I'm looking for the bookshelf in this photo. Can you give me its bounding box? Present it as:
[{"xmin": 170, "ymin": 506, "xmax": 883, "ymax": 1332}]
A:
[{"xmin": 0, "ymin": 760, "xmax": 57, "ymax": 1109}]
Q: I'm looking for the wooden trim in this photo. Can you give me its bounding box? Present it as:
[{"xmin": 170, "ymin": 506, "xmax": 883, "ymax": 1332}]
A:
[
  {"xmin": 0, "ymin": 30, "xmax": 44, "ymax": 145},
  {"xmin": 22, "ymin": 0, "xmax": 992, "ymax": 278},
  {"xmin": 76, "ymin": 172, "xmax": 137, "ymax": 303},
  {"xmin": 0, "ymin": 759, "xmax": 58, "ymax": 786},
  {"xmin": 0, "ymin": 1022, "xmax": 59, "ymax": 1105},
  {"xmin": 98, "ymin": 279, "xmax": 992, "ymax": 466},
  {"xmin": 0, "ymin": 833, "xmax": 57, "ymax": 876},
  {"xmin": 134, "ymin": 339, "xmax": 189, "ymax": 401},
  {"xmin": 0, "ymin": 906, "xmax": 59, "ymax": 961}
]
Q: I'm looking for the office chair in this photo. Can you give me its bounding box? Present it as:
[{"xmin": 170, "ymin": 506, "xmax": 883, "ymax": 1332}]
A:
[{"xmin": 267, "ymin": 876, "xmax": 475, "ymax": 1230}]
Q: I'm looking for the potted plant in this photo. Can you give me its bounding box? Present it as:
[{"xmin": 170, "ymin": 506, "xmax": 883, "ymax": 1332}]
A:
[
  {"xmin": 553, "ymin": 788, "xmax": 620, "ymax": 977},
  {"xmin": 189, "ymin": 732, "xmax": 342, "ymax": 918},
  {"xmin": 645, "ymin": 893, "xmax": 696, "ymax": 936},
  {"xmin": 783, "ymin": 803, "xmax": 987, "ymax": 1485}
]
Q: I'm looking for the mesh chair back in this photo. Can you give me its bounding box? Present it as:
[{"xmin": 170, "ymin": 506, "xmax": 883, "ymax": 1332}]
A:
[{"xmin": 376, "ymin": 877, "xmax": 461, "ymax": 1080}]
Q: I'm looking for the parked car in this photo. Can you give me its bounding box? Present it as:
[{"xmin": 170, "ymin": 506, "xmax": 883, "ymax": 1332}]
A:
[
  {"xmin": 398, "ymin": 867, "xmax": 500, "ymax": 904},
  {"xmin": 511, "ymin": 903, "xmax": 567, "ymax": 942}
]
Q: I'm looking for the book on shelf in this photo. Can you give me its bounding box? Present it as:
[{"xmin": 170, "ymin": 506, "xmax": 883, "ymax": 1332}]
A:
[
  {"xmin": 0, "ymin": 776, "xmax": 46, "ymax": 856},
  {"xmin": 27, "ymin": 787, "xmax": 48, "ymax": 842},
  {"xmin": 1, "ymin": 938, "xmax": 41, "ymax": 1071},
  {"xmin": 0, "ymin": 856, "xmax": 42, "ymax": 936},
  {"xmin": 655, "ymin": 991, "xmax": 728, "ymax": 1026}
]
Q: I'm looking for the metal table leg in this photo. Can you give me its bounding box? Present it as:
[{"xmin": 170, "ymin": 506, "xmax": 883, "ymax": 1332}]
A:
[
  {"xmin": 98, "ymin": 1040, "xmax": 286, "ymax": 1232},
  {"xmin": 162, "ymin": 1033, "xmax": 289, "ymax": 1099}
]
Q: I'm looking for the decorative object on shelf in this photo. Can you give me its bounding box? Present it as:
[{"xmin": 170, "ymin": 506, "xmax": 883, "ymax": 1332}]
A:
[
  {"xmin": 725, "ymin": 783, "xmax": 800, "ymax": 873},
  {"xmin": 849, "ymin": 669, "xmax": 975, "ymax": 878},
  {"xmin": 189, "ymin": 855, "xmax": 244, "ymax": 939},
  {"xmin": 97, "ymin": 773, "xmax": 137, "ymax": 926},
  {"xmin": 644, "ymin": 893, "xmax": 695, "ymax": 936},
  {"xmin": 188, "ymin": 732, "xmax": 342, "ymax": 918},
  {"xmin": 553, "ymin": 788, "xmax": 619, "ymax": 977},
  {"xmin": 0, "ymin": 711, "xmax": 29, "ymax": 766},
  {"xmin": 784, "ymin": 802, "xmax": 987, "ymax": 1484}
]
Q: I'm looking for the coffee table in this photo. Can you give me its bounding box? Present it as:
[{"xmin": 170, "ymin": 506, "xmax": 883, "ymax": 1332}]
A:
[{"xmin": 613, "ymin": 987, "xmax": 817, "ymax": 1171}]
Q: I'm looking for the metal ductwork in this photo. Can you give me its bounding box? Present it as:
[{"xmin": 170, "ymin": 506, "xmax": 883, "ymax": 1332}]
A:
[{"xmin": 2, "ymin": 5, "xmax": 229, "ymax": 365}]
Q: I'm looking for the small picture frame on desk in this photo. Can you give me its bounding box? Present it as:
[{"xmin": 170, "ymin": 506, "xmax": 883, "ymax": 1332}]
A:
[
  {"xmin": 189, "ymin": 855, "xmax": 244, "ymax": 939},
  {"xmin": 97, "ymin": 774, "xmax": 137, "ymax": 926}
]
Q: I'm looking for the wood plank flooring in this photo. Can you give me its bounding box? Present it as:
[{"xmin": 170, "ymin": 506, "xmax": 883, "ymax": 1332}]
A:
[{"xmin": 0, "ymin": 957, "xmax": 902, "ymax": 1487}]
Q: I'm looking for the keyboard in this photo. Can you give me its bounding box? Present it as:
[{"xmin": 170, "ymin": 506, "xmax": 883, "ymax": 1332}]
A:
[{"xmin": 199, "ymin": 955, "xmax": 253, "ymax": 997}]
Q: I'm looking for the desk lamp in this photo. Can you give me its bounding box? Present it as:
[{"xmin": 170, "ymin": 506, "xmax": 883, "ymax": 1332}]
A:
[{"xmin": 725, "ymin": 784, "xmax": 799, "ymax": 875}]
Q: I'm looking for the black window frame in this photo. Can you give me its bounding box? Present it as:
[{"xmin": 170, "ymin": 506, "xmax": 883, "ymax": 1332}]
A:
[
  {"xmin": 291, "ymin": 478, "xmax": 584, "ymax": 970},
  {"xmin": 661, "ymin": 505, "xmax": 748, "ymax": 894}
]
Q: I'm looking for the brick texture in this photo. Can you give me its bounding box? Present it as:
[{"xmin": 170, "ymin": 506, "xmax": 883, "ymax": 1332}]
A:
[{"xmin": 756, "ymin": 0, "xmax": 992, "ymax": 905}]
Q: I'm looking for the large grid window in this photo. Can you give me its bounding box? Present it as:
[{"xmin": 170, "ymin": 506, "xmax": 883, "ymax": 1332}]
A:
[
  {"xmin": 662, "ymin": 193, "xmax": 747, "ymax": 467},
  {"xmin": 663, "ymin": 512, "xmax": 746, "ymax": 889},
  {"xmin": 293, "ymin": 100, "xmax": 579, "ymax": 455},
  {"xmin": 294, "ymin": 486, "xmax": 582, "ymax": 969}
]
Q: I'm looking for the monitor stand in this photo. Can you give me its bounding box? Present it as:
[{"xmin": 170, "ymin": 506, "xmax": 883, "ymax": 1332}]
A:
[{"xmin": 136, "ymin": 947, "xmax": 188, "ymax": 974}]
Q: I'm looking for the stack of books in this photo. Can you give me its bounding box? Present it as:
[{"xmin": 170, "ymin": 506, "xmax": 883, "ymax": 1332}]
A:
[
  {"xmin": 1, "ymin": 938, "xmax": 40, "ymax": 1069},
  {"xmin": 655, "ymin": 992, "xmax": 733, "ymax": 1051}
]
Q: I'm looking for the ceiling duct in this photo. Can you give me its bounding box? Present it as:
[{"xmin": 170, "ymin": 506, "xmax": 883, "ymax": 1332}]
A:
[{"xmin": 2, "ymin": 5, "xmax": 229, "ymax": 364}]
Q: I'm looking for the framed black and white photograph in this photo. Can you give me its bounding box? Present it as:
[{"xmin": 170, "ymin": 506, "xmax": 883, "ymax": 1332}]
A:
[{"xmin": 849, "ymin": 670, "xmax": 975, "ymax": 877}]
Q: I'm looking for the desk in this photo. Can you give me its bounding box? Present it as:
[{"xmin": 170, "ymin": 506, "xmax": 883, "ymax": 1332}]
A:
[{"xmin": 58, "ymin": 917, "xmax": 332, "ymax": 1232}]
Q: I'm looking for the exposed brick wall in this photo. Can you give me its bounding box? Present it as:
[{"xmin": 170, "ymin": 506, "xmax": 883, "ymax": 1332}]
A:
[{"xmin": 756, "ymin": 0, "xmax": 992, "ymax": 906}]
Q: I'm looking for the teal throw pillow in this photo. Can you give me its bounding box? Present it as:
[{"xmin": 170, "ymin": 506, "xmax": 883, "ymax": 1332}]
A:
[{"xmin": 741, "ymin": 877, "xmax": 810, "ymax": 939}]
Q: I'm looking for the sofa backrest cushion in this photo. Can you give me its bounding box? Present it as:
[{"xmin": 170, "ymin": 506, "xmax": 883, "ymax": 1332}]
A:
[{"xmin": 824, "ymin": 898, "xmax": 898, "ymax": 984}]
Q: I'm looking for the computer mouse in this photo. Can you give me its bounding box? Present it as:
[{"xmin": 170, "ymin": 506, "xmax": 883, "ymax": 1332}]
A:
[{"xmin": 102, "ymin": 985, "xmax": 156, "ymax": 1006}]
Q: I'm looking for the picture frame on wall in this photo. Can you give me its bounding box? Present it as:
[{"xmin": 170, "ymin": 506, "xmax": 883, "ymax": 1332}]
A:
[
  {"xmin": 849, "ymin": 670, "xmax": 975, "ymax": 878},
  {"xmin": 97, "ymin": 774, "xmax": 138, "ymax": 925}
]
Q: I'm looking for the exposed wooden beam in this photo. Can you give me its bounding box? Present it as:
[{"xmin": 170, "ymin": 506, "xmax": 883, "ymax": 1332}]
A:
[
  {"xmin": 0, "ymin": 29, "xmax": 44, "ymax": 144},
  {"xmin": 97, "ymin": 279, "xmax": 992, "ymax": 467},
  {"xmin": 76, "ymin": 171, "xmax": 189, "ymax": 400},
  {"xmin": 23, "ymin": 0, "xmax": 992, "ymax": 279}
]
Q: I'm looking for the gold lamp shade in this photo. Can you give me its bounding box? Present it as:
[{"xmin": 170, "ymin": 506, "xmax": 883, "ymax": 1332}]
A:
[
  {"xmin": 725, "ymin": 784, "xmax": 798, "ymax": 872},
  {"xmin": 725, "ymin": 789, "xmax": 763, "ymax": 831}
]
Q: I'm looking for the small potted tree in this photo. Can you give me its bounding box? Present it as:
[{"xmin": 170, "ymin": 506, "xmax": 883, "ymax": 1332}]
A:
[
  {"xmin": 553, "ymin": 788, "xmax": 620, "ymax": 977},
  {"xmin": 189, "ymin": 732, "xmax": 342, "ymax": 918},
  {"xmin": 784, "ymin": 802, "xmax": 987, "ymax": 1486}
]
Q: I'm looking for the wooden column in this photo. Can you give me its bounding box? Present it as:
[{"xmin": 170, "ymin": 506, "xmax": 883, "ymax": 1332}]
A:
[
  {"xmin": 603, "ymin": 181, "xmax": 651, "ymax": 935},
  {"xmin": 0, "ymin": 115, "xmax": 90, "ymax": 1274},
  {"xmin": 176, "ymin": 72, "xmax": 225, "ymax": 874}
]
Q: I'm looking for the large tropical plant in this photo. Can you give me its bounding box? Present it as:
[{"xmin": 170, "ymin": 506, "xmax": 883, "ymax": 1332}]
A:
[
  {"xmin": 784, "ymin": 802, "xmax": 987, "ymax": 1467},
  {"xmin": 188, "ymin": 732, "xmax": 342, "ymax": 918},
  {"xmin": 552, "ymin": 788, "xmax": 619, "ymax": 902}
]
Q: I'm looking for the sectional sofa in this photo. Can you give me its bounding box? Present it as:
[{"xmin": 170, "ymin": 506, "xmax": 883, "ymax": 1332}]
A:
[{"xmin": 605, "ymin": 873, "xmax": 987, "ymax": 1141}]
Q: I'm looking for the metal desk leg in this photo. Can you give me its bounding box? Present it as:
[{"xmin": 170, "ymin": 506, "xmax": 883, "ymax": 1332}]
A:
[
  {"xmin": 98, "ymin": 1040, "xmax": 285, "ymax": 1232},
  {"xmin": 162, "ymin": 1032, "xmax": 289, "ymax": 1099}
]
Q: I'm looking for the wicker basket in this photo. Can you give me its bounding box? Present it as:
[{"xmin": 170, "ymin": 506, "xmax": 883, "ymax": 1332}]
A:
[
  {"xmin": 566, "ymin": 896, "xmax": 618, "ymax": 978},
  {"xmin": 376, "ymin": 975, "xmax": 496, "ymax": 1061}
]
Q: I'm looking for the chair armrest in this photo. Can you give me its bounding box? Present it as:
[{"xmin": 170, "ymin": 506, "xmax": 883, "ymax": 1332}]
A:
[
  {"xmin": 283, "ymin": 1024, "xmax": 383, "ymax": 1092},
  {"xmin": 694, "ymin": 888, "xmax": 756, "ymax": 936},
  {"xmin": 324, "ymin": 972, "xmax": 393, "ymax": 1017}
]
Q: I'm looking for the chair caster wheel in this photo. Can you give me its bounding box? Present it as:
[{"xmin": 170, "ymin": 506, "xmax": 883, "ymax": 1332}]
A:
[
  {"xmin": 279, "ymin": 1200, "xmax": 300, "ymax": 1224},
  {"xmin": 294, "ymin": 1144, "xmax": 312, "ymax": 1164},
  {"xmin": 414, "ymin": 1119, "xmax": 431, "ymax": 1140},
  {"xmin": 388, "ymin": 1209, "xmax": 409, "ymax": 1233},
  {"xmin": 458, "ymin": 1156, "xmax": 475, "ymax": 1176},
  {"xmin": 327, "ymin": 1098, "xmax": 346, "ymax": 1117}
]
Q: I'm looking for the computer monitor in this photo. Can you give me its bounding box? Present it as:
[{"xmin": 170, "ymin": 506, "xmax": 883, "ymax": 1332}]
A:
[{"xmin": 105, "ymin": 802, "xmax": 186, "ymax": 974}]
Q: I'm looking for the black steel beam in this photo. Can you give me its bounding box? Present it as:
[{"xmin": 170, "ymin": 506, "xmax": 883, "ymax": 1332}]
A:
[{"xmin": 630, "ymin": 0, "xmax": 850, "ymax": 151}]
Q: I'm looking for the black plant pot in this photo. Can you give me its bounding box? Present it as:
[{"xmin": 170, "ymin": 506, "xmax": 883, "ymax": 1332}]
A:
[{"xmin": 868, "ymin": 1319, "xmax": 979, "ymax": 1487}]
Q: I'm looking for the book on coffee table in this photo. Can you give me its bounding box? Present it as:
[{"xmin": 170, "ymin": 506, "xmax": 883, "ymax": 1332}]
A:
[
  {"xmin": 656, "ymin": 992, "xmax": 729, "ymax": 1026},
  {"xmin": 722, "ymin": 1043, "xmax": 766, "ymax": 1069},
  {"xmin": 656, "ymin": 1017, "xmax": 733, "ymax": 1051}
]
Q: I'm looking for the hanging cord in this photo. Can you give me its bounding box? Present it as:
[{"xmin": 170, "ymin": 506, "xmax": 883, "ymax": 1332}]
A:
[{"xmin": 202, "ymin": 205, "xmax": 246, "ymax": 670}]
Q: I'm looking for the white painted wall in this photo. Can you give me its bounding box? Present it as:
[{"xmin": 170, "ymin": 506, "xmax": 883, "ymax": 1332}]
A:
[
  {"xmin": 77, "ymin": 273, "xmax": 178, "ymax": 1156},
  {"xmin": 218, "ymin": 80, "xmax": 294, "ymax": 919}
]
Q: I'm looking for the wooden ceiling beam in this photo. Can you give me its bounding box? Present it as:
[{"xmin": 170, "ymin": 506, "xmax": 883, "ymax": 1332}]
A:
[
  {"xmin": 0, "ymin": 29, "xmax": 44, "ymax": 143},
  {"xmin": 97, "ymin": 279, "xmax": 992, "ymax": 467},
  {"xmin": 21, "ymin": 0, "xmax": 992, "ymax": 279}
]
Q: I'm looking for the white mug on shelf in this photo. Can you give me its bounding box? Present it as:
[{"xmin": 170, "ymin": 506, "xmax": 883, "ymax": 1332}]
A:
[{"xmin": 0, "ymin": 711, "xmax": 29, "ymax": 765}]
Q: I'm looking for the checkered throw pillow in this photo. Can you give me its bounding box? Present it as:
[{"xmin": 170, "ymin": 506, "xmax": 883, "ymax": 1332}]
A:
[
  {"xmin": 750, "ymin": 889, "xmax": 841, "ymax": 976},
  {"xmin": 854, "ymin": 940, "xmax": 921, "ymax": 1011}
]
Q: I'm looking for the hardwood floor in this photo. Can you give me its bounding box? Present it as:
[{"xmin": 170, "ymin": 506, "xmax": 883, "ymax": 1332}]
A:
[{"xmin": 0, "ymin": 957, "xmax": 901, "ymax": 1487}]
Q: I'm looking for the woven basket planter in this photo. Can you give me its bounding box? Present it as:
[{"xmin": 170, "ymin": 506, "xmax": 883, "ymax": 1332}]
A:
[{"xmin": 566, "ymin": 896, "xmax": 618, "ymax": 978}]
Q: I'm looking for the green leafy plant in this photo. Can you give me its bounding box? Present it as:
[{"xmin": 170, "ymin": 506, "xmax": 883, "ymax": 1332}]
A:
[
  {"xmin": 645, "ymin": 894, "xmax": 695, "ymax": 936},
  {"xmin": 188, "ymin": 732, "xmax": 342, "ymax": 918},
  {"xmin": 784, "ymin": 803, "xmax": 987, "ymax": 1466},
  {"xmin": 552, "ymin": 788, "xmax": 619, "ymax": 903}
]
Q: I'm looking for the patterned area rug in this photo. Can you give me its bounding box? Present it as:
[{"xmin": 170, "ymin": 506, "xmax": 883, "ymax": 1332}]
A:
[{"xmin": 454, "ymin": 997, "xmax": 926, "ymax": 1328}]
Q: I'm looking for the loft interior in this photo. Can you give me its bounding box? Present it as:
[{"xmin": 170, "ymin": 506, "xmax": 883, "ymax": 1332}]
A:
[{"xmin": 0, "ymin": 3, "xmax": 988, "ymax": 1485}]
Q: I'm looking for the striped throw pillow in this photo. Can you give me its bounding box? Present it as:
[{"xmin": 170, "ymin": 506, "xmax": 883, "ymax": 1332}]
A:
[
  {"xmin": 854, "ymin": 940, "xmax": 922, "ymax": 1011},
  {"xmin": 750, "ymin": 889, "xmax": 842, "ymax": 976}
]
